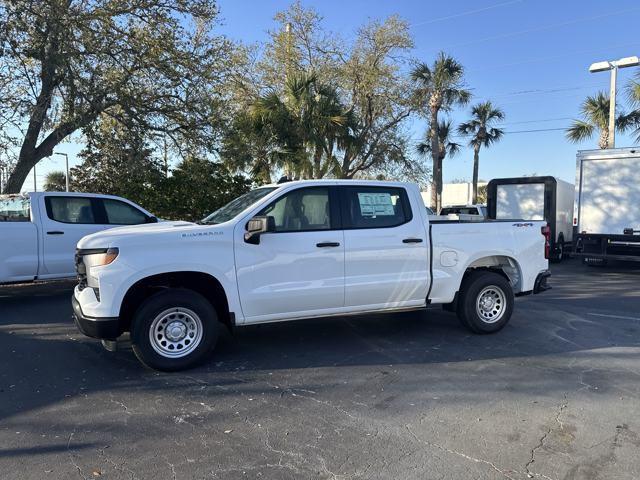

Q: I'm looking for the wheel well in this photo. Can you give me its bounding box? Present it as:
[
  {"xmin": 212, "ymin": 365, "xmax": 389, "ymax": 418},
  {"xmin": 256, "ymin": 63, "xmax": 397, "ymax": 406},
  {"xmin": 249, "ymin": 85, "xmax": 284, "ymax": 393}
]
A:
[
  {"xmin": 463, "ymin": 256, "xmax": 522, "ymax": 292},
  {"xmin": 119, "ymin": 272, "xmax": 231, "ymax": 332}
]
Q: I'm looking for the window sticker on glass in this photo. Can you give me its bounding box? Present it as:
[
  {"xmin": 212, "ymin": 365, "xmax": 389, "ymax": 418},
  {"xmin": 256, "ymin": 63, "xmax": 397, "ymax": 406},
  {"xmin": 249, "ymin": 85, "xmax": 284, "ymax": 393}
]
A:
[{"xmin": 357, "ymin": 192, "xmax": 395, "ymax": 217}]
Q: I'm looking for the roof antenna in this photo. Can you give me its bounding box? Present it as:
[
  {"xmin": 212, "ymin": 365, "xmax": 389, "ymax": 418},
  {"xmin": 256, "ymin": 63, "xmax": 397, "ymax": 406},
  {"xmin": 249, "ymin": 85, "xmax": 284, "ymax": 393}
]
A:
[{"xmin": 277, "ymin": 175, "xmax": 291, "ymax": 184}]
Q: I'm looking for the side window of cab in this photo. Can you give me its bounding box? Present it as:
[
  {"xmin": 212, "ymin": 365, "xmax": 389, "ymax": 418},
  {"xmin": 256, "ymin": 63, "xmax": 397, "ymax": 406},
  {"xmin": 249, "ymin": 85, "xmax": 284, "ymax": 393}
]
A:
[
  {"xmin": 257, "ymin": 187, "xmax": 334, "ymax": 232},
  {"xmin": 340, "ymin": 186, "xmax": 411, "ymax": 229}
]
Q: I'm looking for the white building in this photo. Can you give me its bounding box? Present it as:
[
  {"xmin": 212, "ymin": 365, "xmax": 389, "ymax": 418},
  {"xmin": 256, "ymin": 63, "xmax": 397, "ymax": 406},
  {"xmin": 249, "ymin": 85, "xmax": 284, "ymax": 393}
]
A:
[{"xmin": 421, "ymin": 182, "xmax": 487, "ymax": 208}]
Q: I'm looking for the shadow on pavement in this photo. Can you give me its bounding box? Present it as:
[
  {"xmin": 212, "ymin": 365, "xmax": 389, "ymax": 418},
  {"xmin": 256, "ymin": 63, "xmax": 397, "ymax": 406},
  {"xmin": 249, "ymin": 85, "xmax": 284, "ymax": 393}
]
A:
[{"xmin": 1, "ymin": 262, "xmax": 639, "ymax": 432}]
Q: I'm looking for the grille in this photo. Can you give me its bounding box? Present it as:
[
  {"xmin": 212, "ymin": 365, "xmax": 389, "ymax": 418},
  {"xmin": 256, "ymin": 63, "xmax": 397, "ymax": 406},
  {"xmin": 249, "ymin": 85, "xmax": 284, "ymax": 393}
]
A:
[{"xmin": 75, "ymin": 250, "xmax": 87, "ymax": 291}]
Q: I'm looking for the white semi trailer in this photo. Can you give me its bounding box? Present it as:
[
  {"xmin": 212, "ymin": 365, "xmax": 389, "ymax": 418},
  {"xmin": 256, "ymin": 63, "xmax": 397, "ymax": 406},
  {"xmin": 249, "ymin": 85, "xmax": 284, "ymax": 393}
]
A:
[
  {"xmin": 573, "ymin": 148, "xmax": 640, "ymax": 264},
  {"xmin": 486, "ymin": 176, "xmax": 575, "ymax": 262}
]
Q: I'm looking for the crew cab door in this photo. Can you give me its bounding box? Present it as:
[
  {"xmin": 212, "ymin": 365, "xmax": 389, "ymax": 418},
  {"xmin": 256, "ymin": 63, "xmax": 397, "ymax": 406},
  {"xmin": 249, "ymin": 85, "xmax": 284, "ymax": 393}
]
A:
[
  {"xmin": 39, "ymin": 196, "xmax": 153, "ymax": 278},
  {"xmin": 39, "ymin": 196, "xmax": 106, "ymax": 278},
  {"xmin": 0, "ymin": 195, "xmax": 38, "ymax": 282},
  {"xmin": 235, "ymin": 186, "xmax": 345, "ymax": 322},
  {"xmin": 340, "ymin": 185, "xmax": 430, "ymax": 309}
]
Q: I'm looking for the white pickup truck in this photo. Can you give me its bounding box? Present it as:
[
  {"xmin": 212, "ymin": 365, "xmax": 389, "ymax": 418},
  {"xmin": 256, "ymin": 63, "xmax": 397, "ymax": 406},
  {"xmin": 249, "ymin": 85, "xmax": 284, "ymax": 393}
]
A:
[
  {"xmin": 0, "ymin": 192, "xmax": 157, "ymax": 284},
  {"xmin": 72, "ymin": 180, "xmax": 551, "ymax": 371}
]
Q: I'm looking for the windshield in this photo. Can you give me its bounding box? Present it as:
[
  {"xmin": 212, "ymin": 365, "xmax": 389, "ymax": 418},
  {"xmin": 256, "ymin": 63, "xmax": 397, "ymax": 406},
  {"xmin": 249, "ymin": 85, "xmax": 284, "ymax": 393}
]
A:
[{"xmin": 200, "ymin": 187, "xmax": 277, "ymax": 224}]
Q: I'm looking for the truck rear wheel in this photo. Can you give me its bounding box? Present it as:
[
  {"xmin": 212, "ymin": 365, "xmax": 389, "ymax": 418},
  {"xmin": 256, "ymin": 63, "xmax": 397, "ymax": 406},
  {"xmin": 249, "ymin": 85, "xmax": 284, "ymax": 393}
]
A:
[
  {"xmin": 131, "ymin": 289, "xmax": 220, "ymax": 371},
  {"xmin": 549, "ymin": 234, "xmax": 564, "ymax": 263},
  {"xmin": 456, "ymin": 271, "xmax": 514, "ymax": 334}
]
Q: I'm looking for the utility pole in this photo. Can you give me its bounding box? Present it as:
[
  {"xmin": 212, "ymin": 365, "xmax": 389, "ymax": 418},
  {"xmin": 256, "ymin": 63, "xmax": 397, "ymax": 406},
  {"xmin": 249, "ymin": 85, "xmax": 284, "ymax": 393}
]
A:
[
  {"xmin": 285, "ymin": 22, "xmax": 292, "ymax": 87},
  {"xmin": 284, "ymin": 22, "xmax": 293, "ymax": 179},
  {"xmin": 163, "ymin": 135, "xmax": 169, "ymax": 178},
  {"xmin": 33, "ymin": 164, "xmax": 37, "ymax": 192},
  {"xmin": 54, "ymin": 152, "xmax": 70, "ymax": 191},
  {"xmin": 589, "ymin": 56, "xmax": 640, "ymax": 148}
]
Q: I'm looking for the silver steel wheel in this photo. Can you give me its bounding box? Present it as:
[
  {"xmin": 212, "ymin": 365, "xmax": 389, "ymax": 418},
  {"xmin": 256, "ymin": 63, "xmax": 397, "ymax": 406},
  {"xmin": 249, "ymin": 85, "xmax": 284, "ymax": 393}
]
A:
[
  {"xmin": 475, "ymin": 286, "xmax": 506, "ymax": 324},
  {"xmin": 149, "ymin": 307, "xmax": 203, "ymax": 358}
]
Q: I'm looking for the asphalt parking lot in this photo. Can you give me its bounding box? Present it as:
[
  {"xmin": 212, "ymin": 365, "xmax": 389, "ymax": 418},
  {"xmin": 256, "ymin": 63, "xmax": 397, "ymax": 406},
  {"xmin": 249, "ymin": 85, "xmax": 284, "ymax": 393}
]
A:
[{"xmin": 1, "ymin": 259, "xmax": 639, "ymax": 480}]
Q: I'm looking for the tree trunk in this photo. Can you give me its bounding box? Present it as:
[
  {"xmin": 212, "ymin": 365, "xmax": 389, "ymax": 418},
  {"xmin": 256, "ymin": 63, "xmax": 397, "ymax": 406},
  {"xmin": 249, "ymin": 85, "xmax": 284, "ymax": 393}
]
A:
[
  {"xmin": 313, "ymin": 145, "xmax": 323, "ymax": 179},
  {"xmin": 472, "ymin": 144, "xmax": 480, "ymax": 204},
  {"xmin": 5, "ymin": 150, "xmax": 45, "ymax": 193},
  {"xmin": 429, "ymin": 106, "xmax": 440, "ymax": 211},
  {"xmin": 435, "ymin": 156, "xmax": 443, "ymax": 212},
  {"xmin": 598, "ymin": 128, "xmax": 610, "ymax": 149}
]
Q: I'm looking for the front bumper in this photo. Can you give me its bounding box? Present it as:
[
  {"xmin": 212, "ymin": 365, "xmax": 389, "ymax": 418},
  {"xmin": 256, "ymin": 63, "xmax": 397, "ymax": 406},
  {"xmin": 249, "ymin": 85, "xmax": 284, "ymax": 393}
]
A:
[{"xmin": 72, "ymin": 294, "xmax": 120, "ymax": 340}]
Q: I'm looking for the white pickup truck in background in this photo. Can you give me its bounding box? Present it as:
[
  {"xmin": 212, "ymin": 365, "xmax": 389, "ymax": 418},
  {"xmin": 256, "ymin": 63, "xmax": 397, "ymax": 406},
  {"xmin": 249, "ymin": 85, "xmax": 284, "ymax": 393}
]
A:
[
  {"xmin": 72, "ymin": 180, "xmax": 551, "ymax": 371},
  {"xmin": 1, "ymin": 192, "xmax": 157, "ymax": 284}
]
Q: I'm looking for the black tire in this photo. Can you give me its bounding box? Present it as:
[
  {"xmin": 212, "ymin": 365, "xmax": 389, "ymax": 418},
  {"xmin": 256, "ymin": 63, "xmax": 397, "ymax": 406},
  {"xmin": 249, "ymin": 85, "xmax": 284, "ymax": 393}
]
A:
[
  {"xmin": 549, "ymin": 235, "xmax": 564, "ymax": 263},
  {"xmin": 131, "ymin": 289, "xmax": 220, "ymax": 371},
  {"xmin": 456, "ymin": 271, "xmax": 514, "ymax": 334}
]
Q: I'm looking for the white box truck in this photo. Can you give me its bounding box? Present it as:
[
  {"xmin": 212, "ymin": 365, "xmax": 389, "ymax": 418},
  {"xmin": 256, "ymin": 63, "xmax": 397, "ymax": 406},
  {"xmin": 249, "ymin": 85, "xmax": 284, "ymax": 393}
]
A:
[
  {"xmin": 486, "ymin": 176, "xmax": 575, "ymax": 262},
  {"xmin": 573, "ymin": 148, "xmax": 640, "ymax": 264}
]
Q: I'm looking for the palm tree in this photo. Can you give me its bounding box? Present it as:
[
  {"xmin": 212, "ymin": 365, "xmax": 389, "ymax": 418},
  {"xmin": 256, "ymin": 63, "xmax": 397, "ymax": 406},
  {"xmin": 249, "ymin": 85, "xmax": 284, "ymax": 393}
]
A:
[
  {"xmin": 566, "ymin": 91, "xmax": 627, "ymax": 149},
  {"xmin": 457, "ymin": 101, "xmax": 505, "ymax": 203},
  {"xmin": 412, "ymin": 52, "xmax": 471, "ymax": 211},
  {"xmin": 619, "ymin": 73, "xmax": 640, "ymax": 144},
  {"xmin": 416, "ymin": 120, "xmax": 461, "ymax": 180},
  {"xmin": 43, "ymin": 171, "xmax": 67, "ymax": 192},
  {"xmin": 249, "ymin": 72, "xmax": 353, "ymax": 179}
]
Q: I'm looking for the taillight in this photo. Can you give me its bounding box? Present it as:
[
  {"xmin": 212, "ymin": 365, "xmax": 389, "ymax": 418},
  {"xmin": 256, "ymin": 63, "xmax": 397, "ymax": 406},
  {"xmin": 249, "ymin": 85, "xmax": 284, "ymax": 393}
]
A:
[{"xmin": 541, "ymin": 224, "xmax": 551, "ymax": 259}]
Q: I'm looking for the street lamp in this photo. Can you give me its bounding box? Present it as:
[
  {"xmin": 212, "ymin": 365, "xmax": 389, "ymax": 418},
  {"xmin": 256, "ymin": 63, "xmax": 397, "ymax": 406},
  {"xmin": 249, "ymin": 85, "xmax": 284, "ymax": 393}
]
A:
[
  {"xmin": 54, "ymin": 152, "xmax": 70, "ymax": 192},
  {"xmin": 589, "ymin": 55, "xmax": 640, "ymax": 148}
]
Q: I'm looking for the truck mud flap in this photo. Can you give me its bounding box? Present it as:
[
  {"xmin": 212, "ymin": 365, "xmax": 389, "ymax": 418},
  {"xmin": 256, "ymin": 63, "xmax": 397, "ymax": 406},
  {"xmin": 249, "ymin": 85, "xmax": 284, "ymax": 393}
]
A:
[{"xmin": 533, "ymin": 270, "xmax": 551, "ymax": 294}]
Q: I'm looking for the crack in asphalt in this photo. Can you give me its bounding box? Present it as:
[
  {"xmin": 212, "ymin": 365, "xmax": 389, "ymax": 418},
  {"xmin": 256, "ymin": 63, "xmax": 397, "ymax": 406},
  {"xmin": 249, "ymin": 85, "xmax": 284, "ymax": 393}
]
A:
[
  {"xmin": 66, "ymin": 431, "xmax": 84, "ymax": 480},
  {"xmin": 405, "ymin": 424, "xmax": 518, "ymax": 480},
  {"xmin": 166, "ymin": 460, "xmax": 177, "ymax": 480},
  {"xmin": 524, "ymin": 394, "xmax": 568, "ymax": 480},
  {"xmin": 98, "ymin": 445, "xmax": 139, "ymax": 480}
]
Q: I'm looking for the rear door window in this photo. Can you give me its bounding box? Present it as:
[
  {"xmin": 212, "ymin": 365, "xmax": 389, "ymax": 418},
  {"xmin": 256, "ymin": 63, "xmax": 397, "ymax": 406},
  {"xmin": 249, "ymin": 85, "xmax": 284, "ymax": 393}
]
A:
[
  {"xmin": 0, "ymin": 196, "xmax": 30, "ymax": 222},
  {"xmin": 45, "ymin": 197, "xmax": 98, "ymax": 224},
  {"xmin": 341, "ymin": 186, "xmax": 411, "ymax": 229},
  {"xmin": 101, "ymin": 199, "xmax": 148, "ymax": 225}
]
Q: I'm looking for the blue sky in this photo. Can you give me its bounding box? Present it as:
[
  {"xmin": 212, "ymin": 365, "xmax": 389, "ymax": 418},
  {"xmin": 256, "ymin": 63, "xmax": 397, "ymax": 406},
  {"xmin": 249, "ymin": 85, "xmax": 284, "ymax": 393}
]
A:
[{"xmin": 29, "ymin": 0, "xmax": 640, "ymax": 190}]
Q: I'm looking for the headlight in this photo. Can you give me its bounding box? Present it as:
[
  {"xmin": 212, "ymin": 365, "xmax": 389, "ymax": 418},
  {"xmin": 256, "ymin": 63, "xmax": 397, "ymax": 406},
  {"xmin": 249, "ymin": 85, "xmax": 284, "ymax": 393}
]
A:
[
  {"xmin": 84, "ymin": 248, "xmax": 119, "ymax": 267},
  {"xmin": 84, "ymin": 248, "xmax": 119, "ymax": 289}
]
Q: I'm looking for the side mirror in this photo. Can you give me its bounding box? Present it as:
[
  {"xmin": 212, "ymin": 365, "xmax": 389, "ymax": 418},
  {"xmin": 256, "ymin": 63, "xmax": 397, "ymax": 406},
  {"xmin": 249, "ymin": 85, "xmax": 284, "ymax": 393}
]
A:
[
  {"xmin": 146, "ymin": 216, "xmax": 159, "ymax": 224},
  {"xmin": 244, "ymin": 216, "xmax": 275, "ymax": 244}
]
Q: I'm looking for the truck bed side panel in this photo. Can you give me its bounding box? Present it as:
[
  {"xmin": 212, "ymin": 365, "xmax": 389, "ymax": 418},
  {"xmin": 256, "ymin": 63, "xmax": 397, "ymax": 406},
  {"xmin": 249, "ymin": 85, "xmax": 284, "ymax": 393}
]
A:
[{"xmin": 429, "ymin": 221, "xmax": 546, "ymax": 303}]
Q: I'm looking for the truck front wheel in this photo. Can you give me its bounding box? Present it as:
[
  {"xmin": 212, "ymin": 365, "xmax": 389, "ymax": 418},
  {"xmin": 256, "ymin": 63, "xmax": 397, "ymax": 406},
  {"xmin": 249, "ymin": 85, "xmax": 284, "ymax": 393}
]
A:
[
  {"xmin": 131, "ymin": 289, "xmax": 220, "ymax": 371},
  {"xmin": 456, "ymin": 271, "xmax": 514, "ymax": 334}
]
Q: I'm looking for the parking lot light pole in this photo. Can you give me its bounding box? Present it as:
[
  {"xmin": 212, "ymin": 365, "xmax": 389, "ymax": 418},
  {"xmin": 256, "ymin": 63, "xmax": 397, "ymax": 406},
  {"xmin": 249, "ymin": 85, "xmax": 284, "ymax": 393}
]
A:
[
  {"xmin": 54, "ymin": 152, "xmax": 70, "ymax": 191},
  {"xmin": 589, "ymin": 56, "xmax": 640, "ymax": 148}
]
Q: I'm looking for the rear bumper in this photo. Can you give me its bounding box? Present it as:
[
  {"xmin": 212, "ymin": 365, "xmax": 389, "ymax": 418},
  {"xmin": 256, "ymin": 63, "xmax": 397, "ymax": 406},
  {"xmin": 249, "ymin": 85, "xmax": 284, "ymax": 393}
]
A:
[
  {"xmin": 72, "ymin": 294, "xmax": 120, "ymax": 340},
  {"xmin": 574, "ymin": 233, "xmax": 640, "ymax": 261},
  {"xmin": 533, "ymin": 270, "xmax": 551, "ymax": 294}
]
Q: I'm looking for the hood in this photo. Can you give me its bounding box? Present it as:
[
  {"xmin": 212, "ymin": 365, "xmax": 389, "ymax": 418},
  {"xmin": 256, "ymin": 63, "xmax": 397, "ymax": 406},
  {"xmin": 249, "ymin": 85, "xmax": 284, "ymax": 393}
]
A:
[{"xmin": 77, "ymin": 220, "xmax": 217, "ymax": 249}]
